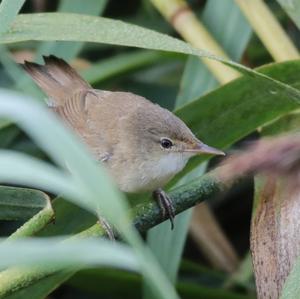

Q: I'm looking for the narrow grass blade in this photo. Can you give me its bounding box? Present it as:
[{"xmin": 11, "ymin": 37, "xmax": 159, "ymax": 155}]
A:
[{"xmin": 0, "ymin": 238, "xmax": 138, "ymax": 270}]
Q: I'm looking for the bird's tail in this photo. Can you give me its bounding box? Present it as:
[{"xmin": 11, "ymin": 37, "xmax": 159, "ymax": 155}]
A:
[{"xmin": 22, "ymin": 55, "xmax": 91, "ymax": 106}]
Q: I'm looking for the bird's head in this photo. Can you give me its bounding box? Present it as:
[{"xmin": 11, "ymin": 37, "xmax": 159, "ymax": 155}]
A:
[{"xmin": 124, "ymin": 102, "xmax": 224, "ymax": 180}]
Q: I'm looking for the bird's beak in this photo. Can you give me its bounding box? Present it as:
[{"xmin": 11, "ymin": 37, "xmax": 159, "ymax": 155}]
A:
[{"xmin": 184, "ymin": 142, "xmax": 225, "ymax": 156}]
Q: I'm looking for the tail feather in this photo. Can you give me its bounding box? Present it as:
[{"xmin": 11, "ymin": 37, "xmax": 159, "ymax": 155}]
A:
[{"xmin": 22, "ymin": 55, "xmax": 91, "ymax": 106}]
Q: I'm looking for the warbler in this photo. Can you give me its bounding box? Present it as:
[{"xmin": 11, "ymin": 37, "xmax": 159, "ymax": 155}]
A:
[{"xmin": 23, "ymin": 56, "xmax": 224, "ymax": 229}]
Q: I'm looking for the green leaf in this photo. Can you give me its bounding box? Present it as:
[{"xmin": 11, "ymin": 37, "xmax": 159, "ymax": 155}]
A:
[
  {"xmin": 2, "ymin": 12, "xmax": 300, "ymax": 103},
  {"xmin": 0, "ymin": 0, "xmax": 25, "ymax": 36},
  {"xmin": 36, "ymin": 0, "xmax": 108, "ymax": 60},
  {"xmin": 0, "ymin": 185, "xmax": 50, "ymax": 221},
  {"xmin": 0, "ymin": 238, "xmax": 138, "ymax": 270},
  {"xmin": 175, "ymin": 60, "xmax": 300, "ymax": 178},
  {"xmin": 276, "ymin": 0, "xmax": 300, "ymax": 30}
]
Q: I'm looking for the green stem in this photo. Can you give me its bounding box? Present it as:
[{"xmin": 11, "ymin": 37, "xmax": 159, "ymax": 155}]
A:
[
  {"xmin": 150, "ymin": 0, "xmax": 240, "ymax": 83},
  {"xmin": 133, "ymin": 169, "xmax": 227, "ymax": 231},
  {"xmin": 0, "ymin": 169, "xmax": 234, "ymax": 298},
  {"xmin": 235, "ymin": 0, "xmax": 299, "ymax": 62},
  {"xmin": 7, "ymin": 201, "xmax": 54, "ymax": 241}
]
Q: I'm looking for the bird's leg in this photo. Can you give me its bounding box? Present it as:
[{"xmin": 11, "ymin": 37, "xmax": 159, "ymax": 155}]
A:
[
  {"xmin": 152, "ymin": 188, "xmax": 175, "ymax": 230},
  {"xmin": 97, "ymin": 216, "xmax": 115, "ymax": 241}
]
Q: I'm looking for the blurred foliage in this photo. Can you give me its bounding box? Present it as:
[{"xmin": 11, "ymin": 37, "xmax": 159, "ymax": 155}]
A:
[{"xmin": 0, "ymin": 0, "xmax": 299, "ymax": 299}]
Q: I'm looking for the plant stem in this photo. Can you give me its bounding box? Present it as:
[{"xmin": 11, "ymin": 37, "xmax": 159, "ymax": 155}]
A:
[
  {"xmin": 7, "ymin": 198, "xmax": 54, "ymax": 241},
  {"xmin": 235, "ymin": 0, "xmax": 299, "ymax": 61},
  {"xmin": 150, "ymin": 0, "xmax": 240, "ymax": 84},
  {"xmin": 0, "ymin": 168, "xmax": 236, "ymax": 298}
]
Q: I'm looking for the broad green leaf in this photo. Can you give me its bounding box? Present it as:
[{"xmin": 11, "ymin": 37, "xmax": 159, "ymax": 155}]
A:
[
  {"xmin": 2, "ymin": 12, "xmax": 300, "ymax": 103},
  {"xmin": 276, "ymin": 0, "xmax": 300, "ymax": 30},
  {"xmin": 175, "ymin": 60, "xmax": 300, "ymax": 178},
  {"xmin": 0, "ymin": 0, "xmax": 25, "ymax": 36},
  {"xmin": 0, "ymin": 90, "xmax": 179, "ymax": 299},
  {"xmin": 0, "ymin": 186, "xmax": 50, "ymax": 221}
]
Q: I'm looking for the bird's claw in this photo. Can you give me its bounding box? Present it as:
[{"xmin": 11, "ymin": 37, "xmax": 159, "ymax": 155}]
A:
[
  {"xmin": 97, "ymin": 216, "xmax": 115, "ymax": 241},
  {"xmin": 153, "ymin": 188, "xmax": 175, "ymax": 230}
]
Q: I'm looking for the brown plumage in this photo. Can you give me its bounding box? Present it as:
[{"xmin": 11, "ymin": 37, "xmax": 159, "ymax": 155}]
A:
[{"xmin": 23, "ymin": 56, "xmax": 224, "ymax": 227}]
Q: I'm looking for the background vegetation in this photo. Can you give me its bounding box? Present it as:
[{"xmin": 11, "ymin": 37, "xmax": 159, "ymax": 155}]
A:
[{"xmin": 0, "ymin": 0, "xmax": 299, "ymax": 298}]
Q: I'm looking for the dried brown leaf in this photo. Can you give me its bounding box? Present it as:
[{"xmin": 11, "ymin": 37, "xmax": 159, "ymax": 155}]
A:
[
  {"xmin": 218, "ymin": 133, "xmax": 300, "ymax": 187},
  {"xmin": 251, "ymin": 177, "xmax": 300, "ymax": 299}
]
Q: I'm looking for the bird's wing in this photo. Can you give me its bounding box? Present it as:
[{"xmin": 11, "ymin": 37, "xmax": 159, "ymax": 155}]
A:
[
  {"xmin": 23, "ymin": 56, "xmax": 91, "ymax": 106},
  {"xmin": 53, "ymin": 89, "xmax": 114, "ymax": 162}
]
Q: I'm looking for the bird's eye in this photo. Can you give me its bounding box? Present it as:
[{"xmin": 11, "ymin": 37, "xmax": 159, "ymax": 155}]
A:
[{"xmin": 160, "ymin": 138, "xmax": 173, "ymax": 149}]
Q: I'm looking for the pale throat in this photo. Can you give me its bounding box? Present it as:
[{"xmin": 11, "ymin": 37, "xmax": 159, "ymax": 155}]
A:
[
  {"xmin": 119, "ymin": 151, "xmax": 192, "ymax": 193},
  {"xmin": 148, "ymin": 152, "xmax": 191, "ymax": 186}
]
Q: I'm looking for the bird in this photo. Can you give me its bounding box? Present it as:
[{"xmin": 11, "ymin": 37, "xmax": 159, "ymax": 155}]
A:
[{"xmin": 22, "ymin": 55, "xmax": 224, "ymax": 232}]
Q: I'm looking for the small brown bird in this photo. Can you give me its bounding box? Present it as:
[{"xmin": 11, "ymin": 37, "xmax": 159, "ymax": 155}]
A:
[{"xmin": 23, "ymin": 56, "xmax": 224, "ymax": 229}]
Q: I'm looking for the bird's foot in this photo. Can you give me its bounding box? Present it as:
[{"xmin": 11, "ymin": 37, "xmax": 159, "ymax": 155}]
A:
[
  {"xmin": 153, "ymin": 188, "xmax": 175, "ymax": 230},
  {"xmin": 97, "ymin": 216, "xmax": 115, "ymax": 241}
]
